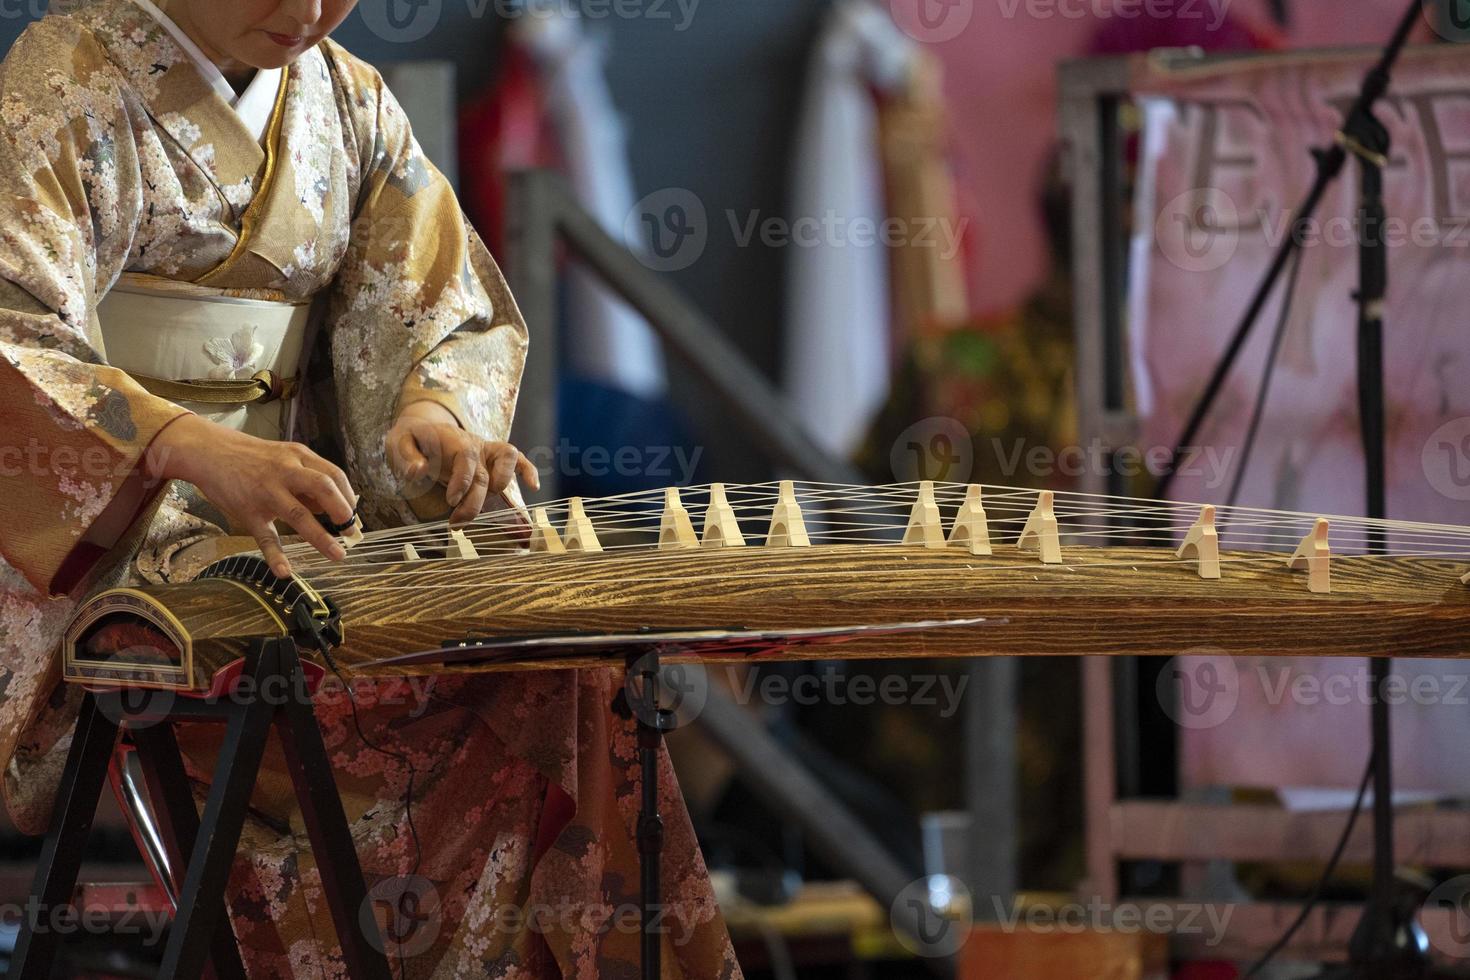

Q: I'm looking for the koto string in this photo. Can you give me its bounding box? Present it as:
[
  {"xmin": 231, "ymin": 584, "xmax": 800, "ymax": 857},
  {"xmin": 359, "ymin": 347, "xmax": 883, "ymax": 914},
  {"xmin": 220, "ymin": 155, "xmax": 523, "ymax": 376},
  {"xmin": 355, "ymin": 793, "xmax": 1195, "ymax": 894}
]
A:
[
  {"xmin": 288, "ymin": 481, "xmax": 1470, "ymax": 551},
  {"xmin": 271, "ymin": 484, "xmax": 1470, "ymax": 584},
  {"xmin": 282, "ymin": 490, "xmax": 1470, "ymax": 564}
]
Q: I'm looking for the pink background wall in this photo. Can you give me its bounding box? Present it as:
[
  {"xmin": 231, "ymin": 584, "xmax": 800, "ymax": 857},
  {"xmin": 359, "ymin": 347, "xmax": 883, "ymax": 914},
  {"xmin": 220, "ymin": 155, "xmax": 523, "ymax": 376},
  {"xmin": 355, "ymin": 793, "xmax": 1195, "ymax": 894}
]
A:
[{"xmin": 925, "ymin": 0, "xmax": 1442, "ymax": 315}]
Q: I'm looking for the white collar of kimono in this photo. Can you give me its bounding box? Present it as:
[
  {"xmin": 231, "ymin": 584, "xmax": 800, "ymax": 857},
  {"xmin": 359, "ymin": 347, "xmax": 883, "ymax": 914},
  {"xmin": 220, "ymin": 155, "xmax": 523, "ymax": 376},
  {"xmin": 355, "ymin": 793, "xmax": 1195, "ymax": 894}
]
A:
[{"xmin": 129, "ymin": 0, "xmax": 282, "ymax": 145}]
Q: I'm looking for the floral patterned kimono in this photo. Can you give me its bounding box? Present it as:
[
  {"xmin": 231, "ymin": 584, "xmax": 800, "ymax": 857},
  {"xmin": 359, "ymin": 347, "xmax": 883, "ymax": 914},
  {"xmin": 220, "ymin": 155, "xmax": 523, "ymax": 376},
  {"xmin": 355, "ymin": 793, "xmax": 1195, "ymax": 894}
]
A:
[{"xmin": 0, "ymin": 2, "xmax": 739, "ymax": 976}]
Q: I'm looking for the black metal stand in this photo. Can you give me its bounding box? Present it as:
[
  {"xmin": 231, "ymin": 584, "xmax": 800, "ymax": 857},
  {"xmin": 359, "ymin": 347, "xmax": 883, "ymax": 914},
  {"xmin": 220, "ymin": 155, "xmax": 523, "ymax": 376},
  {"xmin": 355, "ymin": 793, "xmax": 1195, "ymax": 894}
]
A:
[
  {"xmin": 1315, "ymin": 87, "xmax": 1435, "ymax": 980},
  {"xmin": 9, "ymin": 636, "xmax": 393, "ymax": 980},
  {"xmin": 613, "ymin": 649, "xmax": 679, "ymax": 980},
  {"xmin": 1151, "ymin": 2, "xmax": 1463, "ymax": 974}
]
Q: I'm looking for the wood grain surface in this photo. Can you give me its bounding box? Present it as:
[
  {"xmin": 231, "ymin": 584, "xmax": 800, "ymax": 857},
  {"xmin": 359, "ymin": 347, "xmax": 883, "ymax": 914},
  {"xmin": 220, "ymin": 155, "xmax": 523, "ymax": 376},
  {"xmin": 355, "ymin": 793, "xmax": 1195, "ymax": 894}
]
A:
[{"xmin": 76, "ymin": 541, "xmax": 1469, "ymax": 690}]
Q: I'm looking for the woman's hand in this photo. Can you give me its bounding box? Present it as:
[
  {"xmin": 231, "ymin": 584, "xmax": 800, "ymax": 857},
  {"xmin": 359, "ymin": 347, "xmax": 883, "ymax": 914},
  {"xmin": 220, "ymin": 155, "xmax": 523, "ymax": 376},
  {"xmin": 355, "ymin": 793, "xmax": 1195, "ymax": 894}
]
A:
[
  {"xmin": 144, "ymin": 414, "xmax": 357, "ymax": 578},
  {"xmin": 387, "ymin": 401, "xmax": 540, "ymax": 526}
]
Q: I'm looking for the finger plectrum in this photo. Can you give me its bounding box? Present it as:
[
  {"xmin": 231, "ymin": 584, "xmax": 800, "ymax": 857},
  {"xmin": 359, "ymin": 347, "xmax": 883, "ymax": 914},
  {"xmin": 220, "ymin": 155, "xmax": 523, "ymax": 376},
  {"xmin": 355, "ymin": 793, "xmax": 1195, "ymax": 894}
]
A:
[{"xmin": 318, "ymin": 502, "xmax": 364, "ymax": 550}]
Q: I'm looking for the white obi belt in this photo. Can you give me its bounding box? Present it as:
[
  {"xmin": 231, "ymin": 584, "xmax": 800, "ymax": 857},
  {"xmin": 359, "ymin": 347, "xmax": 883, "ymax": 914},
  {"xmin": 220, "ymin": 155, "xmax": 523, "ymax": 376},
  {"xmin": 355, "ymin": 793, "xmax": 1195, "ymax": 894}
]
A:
[{"xmin": 92, "ymin": 274, "xmax": 313, "ymax": 440}]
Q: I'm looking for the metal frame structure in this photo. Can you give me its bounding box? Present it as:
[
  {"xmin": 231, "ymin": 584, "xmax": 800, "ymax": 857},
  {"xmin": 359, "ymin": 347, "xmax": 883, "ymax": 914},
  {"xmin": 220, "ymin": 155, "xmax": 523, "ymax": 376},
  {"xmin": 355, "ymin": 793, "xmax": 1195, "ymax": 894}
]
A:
[{"xmin": 1057, "ymin": 48, "xmax": 1470, "ymax": 961}]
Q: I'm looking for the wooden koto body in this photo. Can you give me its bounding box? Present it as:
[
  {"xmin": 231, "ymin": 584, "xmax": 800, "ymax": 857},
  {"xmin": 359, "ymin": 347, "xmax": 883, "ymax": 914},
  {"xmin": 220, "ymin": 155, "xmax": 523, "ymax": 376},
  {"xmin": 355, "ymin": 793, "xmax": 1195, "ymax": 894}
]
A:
[{"xmin": 62, "ymin": 482, "xmax": 1470, "ymax": 692}]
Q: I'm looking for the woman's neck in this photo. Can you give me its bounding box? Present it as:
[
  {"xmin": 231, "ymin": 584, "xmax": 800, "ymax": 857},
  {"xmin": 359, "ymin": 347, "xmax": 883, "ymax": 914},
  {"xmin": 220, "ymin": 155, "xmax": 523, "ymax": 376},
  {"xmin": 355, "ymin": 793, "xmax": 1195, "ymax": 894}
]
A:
[{"xmin": 157, "ymin": 0, "xmax": 257, "ymax": 92}]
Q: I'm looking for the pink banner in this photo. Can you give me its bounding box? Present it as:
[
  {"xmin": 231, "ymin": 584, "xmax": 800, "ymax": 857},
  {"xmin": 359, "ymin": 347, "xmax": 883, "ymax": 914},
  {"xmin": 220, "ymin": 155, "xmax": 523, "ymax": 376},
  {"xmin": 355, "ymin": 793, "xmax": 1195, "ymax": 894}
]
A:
[{"xmin": 1131, "ymin": 46, "xmax": 1470, "ymax": 792}]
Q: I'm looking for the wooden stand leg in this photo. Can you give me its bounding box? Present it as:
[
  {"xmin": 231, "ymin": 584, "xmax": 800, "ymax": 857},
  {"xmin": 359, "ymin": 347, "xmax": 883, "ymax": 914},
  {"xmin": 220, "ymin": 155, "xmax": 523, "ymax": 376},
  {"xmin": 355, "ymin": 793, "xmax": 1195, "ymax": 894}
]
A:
[
  {"xmin": 18, "ymin": 635, "xmax": 392, "ymax": 980},
  {"xmin": 275, "ymin": 642, "xmax": 393, "ymax": 980},
  {"xmin": 131, "ymin": 724, "xmax": 248, "ymax": 980},
  {"xmin": 9, "ymin": 693, "xmax": 121, "ymax": 980},
  {"xmin": 156, "ymin": 641, "xmax": 278, "ymax": 979}
]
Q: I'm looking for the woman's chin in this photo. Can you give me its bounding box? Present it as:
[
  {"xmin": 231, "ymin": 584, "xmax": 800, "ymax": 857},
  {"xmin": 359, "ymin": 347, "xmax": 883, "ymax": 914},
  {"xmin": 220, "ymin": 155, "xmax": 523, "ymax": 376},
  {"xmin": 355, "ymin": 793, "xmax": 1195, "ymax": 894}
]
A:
[{"xmin": 236, "ymin": 38, "xmax": 308, "ymax": 70}]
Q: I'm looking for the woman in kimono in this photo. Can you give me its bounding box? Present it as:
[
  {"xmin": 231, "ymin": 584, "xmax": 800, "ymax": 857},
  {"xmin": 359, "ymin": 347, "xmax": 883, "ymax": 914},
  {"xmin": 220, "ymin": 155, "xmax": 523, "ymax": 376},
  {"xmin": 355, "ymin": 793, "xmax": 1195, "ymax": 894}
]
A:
[{"xmin": 0, "ymin": 0, "xmax": 740, "ymax": 976}]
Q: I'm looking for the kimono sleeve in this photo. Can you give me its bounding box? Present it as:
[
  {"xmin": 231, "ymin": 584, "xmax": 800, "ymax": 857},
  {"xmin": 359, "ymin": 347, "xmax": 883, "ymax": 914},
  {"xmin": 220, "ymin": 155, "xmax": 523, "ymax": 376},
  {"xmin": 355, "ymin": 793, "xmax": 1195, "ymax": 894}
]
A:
[
  {"xmin": 0, "ymin": 20, "xmax": 190, "ymax": 597},
  {"xmin": 322, "ymin": 44, "xmax": 529, "ymax": 529}
]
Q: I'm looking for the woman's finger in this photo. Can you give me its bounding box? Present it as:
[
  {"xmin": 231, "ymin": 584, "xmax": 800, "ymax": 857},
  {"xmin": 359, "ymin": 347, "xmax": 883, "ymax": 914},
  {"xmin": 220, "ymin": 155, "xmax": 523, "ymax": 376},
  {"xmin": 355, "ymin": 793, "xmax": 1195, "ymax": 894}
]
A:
[
  {"xmin": 273, "ymin": 490, "xmax": 347, "ymax": 563},
  {"xmin": 483, "ymin": 445, "xmax": 520, "ymax": 495},
  {"xmin": 445, "ymin": 443, "xmax": 479, "ymax": 507},
  {"xmin": 288, "ymin": 466, "xmax": 355, "ymax": 528},
  {"xmin": 303, "ymin": 454, "xmax": 357, "ymax": 514},
  {"xmin": 393, "ymin": 425, "xmax": 429, "ymax": 478},
  {"xmin": 514, "ymin": 449, "xmax": 540, "ymax": 492},
  {"xmin": 251, "ymin": 520, "xmax": 292, "ymax": 578},
  {"xmin": 449, "ymin": 463, "xmax": 490, "ymax": 527}
]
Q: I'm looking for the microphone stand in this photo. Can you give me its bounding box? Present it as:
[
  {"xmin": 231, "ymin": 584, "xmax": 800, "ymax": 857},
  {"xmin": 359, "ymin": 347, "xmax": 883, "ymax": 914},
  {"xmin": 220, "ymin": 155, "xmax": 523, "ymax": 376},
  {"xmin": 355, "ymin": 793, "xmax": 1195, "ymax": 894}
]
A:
[
  {"xmin": 1153, "ymin": 3, "xmax": 1460, "ymax": 975},
  {"xmin": 1323, "ymin": 57, "xmax": 1432, "ymax": 980}
]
